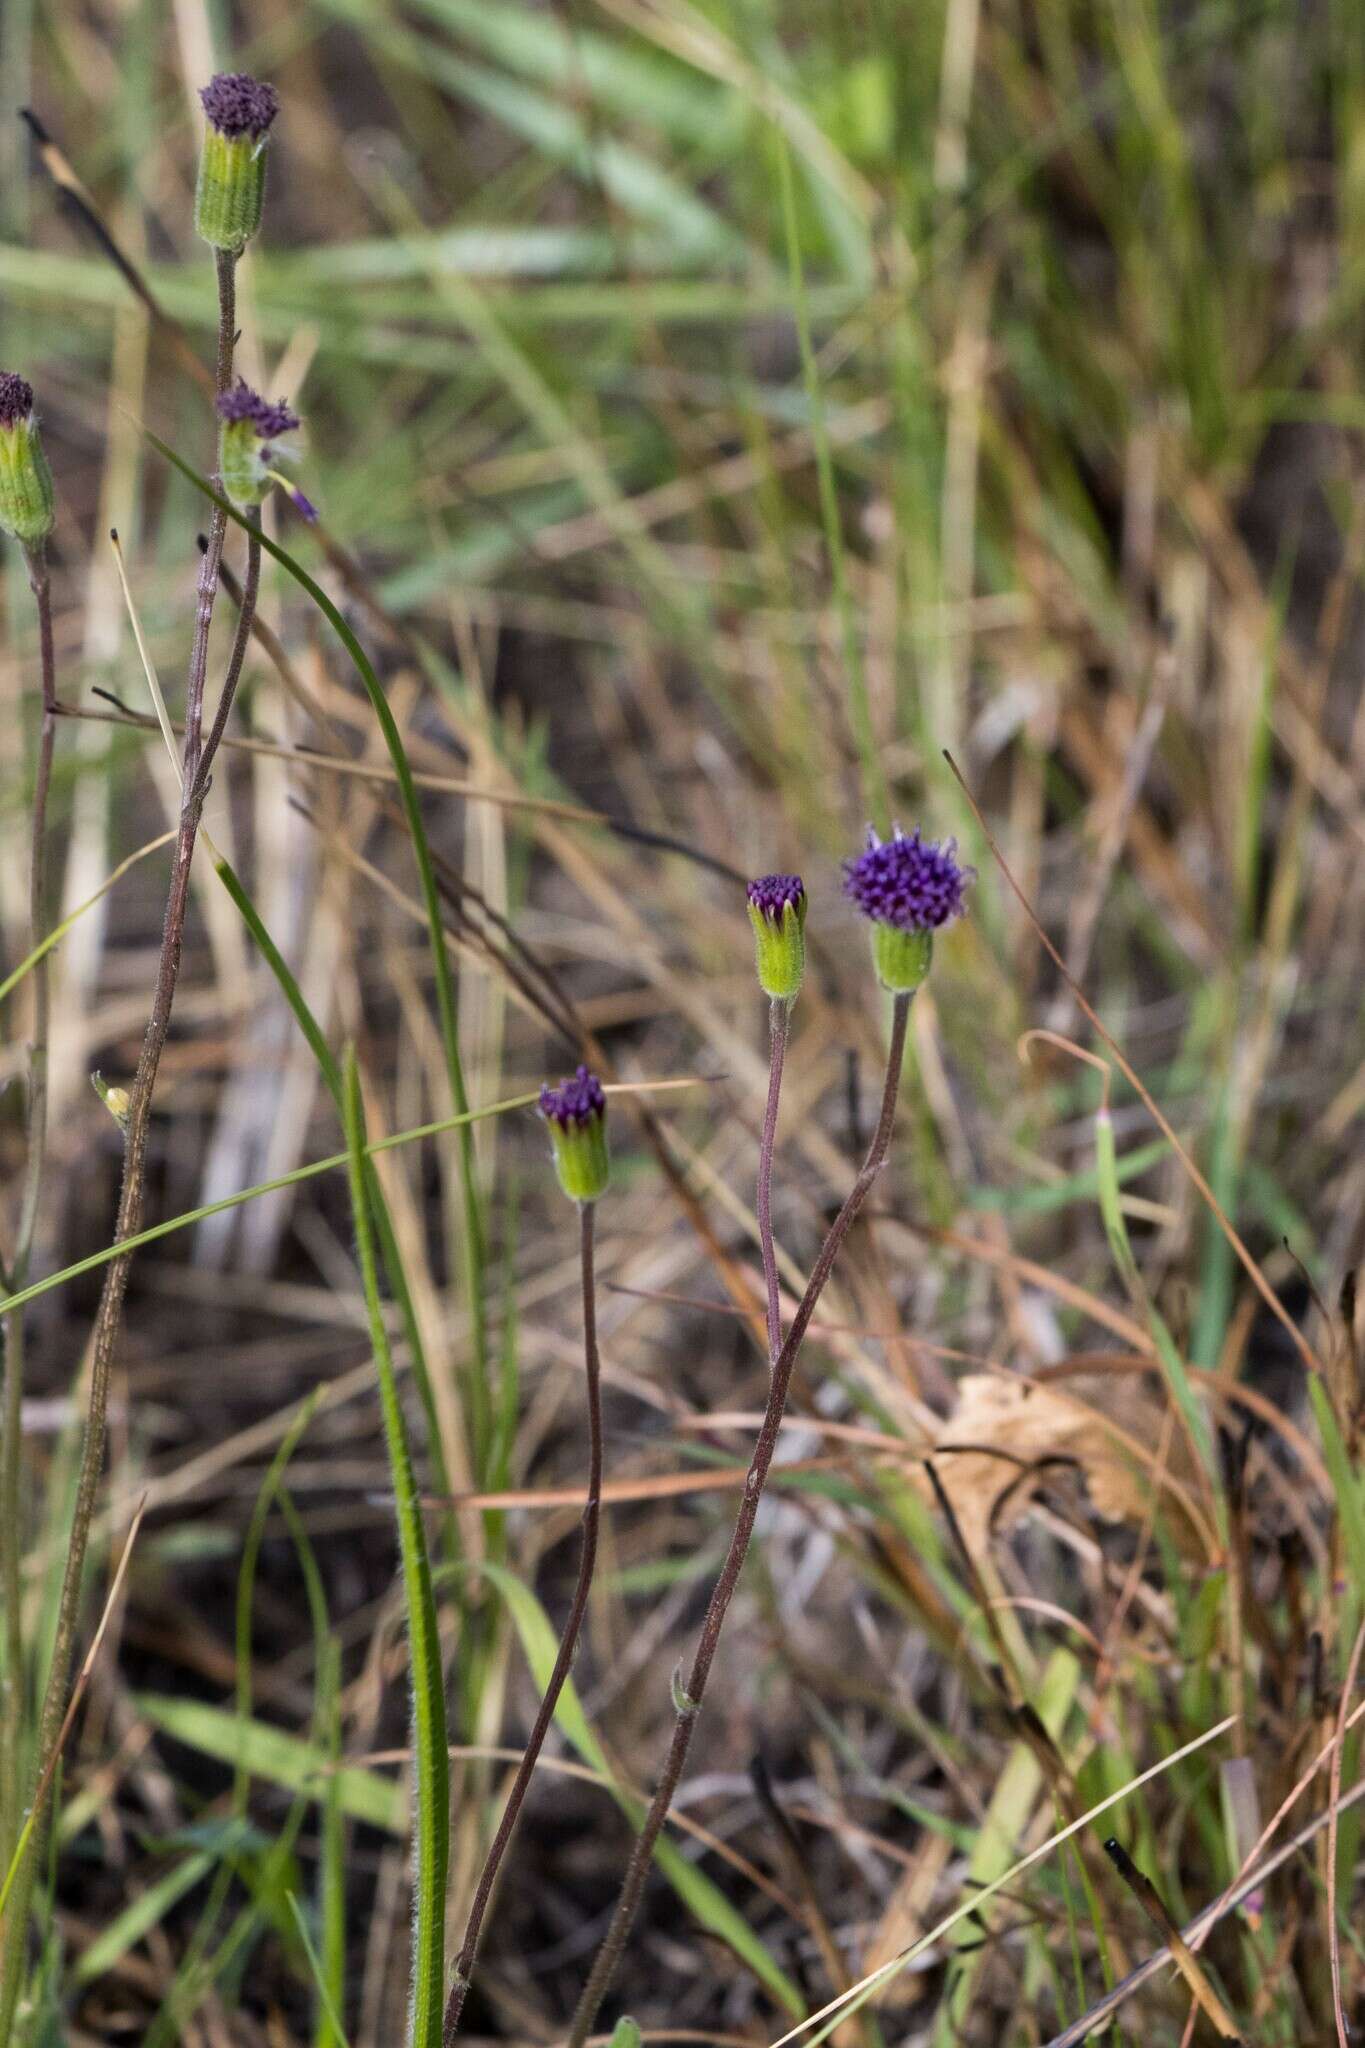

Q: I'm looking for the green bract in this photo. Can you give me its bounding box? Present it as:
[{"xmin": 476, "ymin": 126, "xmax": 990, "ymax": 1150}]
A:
[
  {"xmin": 0, "ymin": 411, "xmax": 55, "ymax": 548},
  {"xmin": 871, "ymin": 922, "xmax": 932, "ymax": 994}
]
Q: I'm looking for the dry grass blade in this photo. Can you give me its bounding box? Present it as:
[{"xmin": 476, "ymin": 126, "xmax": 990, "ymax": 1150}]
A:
[{"xmin": 1101, "ymin": 1838, "xmax": 1242, "ymax": 2040}]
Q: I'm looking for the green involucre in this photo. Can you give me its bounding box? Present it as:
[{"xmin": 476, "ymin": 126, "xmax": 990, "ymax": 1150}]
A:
[
  {"xmin": 548, "ymin": 1115, "xmax": 610, "ymax": 1203},
  {"xmin": 871, "ymin": 922, "xmax": 932, "ymax": 993},
  {"xmin": 0, "ymin": 416, "xmax": 54, "ymax": 545},
  {"xmin": 747, "ymin": 896, "xmax": 805, "ymax": 1001},
  {"xmin": 195, "ymin": 128, "xmax": 269, "ymax": 251}
]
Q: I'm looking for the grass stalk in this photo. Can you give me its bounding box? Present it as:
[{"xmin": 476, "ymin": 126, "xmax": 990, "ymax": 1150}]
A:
[{"xmin": 565, "ymin": 992, "xmax": 912, "ymax": 2048}]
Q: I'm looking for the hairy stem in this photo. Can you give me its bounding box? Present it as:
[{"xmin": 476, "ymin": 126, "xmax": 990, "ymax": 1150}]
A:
[
  {"xmin": 0, "ymin": 543, "xmax": 57, "ymax": 1874},
  {"xmin": 565, "ymin": 993, "xmax": 911, "ymax": 2047},
  {"xmin": 757, "ymin": 997, "xmax": 790, "ymax": 1364},
  {"xmin": 0, "ymin": 253, "xmax": 242, "ymax": 2039},
  {"xmin": 443, "ymin": 1199, "xmax": 604, "ymax": 2045}
]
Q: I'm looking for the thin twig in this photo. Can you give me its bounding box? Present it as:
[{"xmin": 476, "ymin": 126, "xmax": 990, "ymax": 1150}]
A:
[
  {"xmin": 565, "ymin": 994, "xmax": 912, "ymax": 2048},
  {"xmin": 757, "ymin": 998, "xmax": 790, "ymax": 1363},
  {"xmin": 443, "ymin": 1200, "xmax": 605, "ymax": 2043}
]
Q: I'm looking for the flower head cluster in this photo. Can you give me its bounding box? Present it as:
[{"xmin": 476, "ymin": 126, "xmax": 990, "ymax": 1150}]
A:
[
  {"xmin": 746, "ymin": 873, "xmax": 805, "ymax": 922},
  {"xmin": 746, "ymin": 872, "xmax": 806, "ymax": 1003},
  {"xmin": 195, "ymin": 72, "xmax": 279, "ymax": 251},
  {"xmin": 0, "ymin": 373, "xmax": 34, "ymax": 429},
  {"xmin": 539, "ymin": 1065, "xmax": 607, "ymax": 1130},
  {"xmin": 0, "ymin": 369, "xmax": 54, "ymax": 548},
  {"xmin": 843, "ymin": 826, "xmax": 971, "ymax": 932},
  {"xmin": 200, "ymin": 72, "xmax": 280, "ymax": 140},
  {"xmin": 539, "ymin": 1066, "xmax": 609, "ymax": 1203},
  {"xmin": 843, "ymin": 826, "xmax": 971, "ymax": 992},
  {"xmin": 216, "ymin": 379, "xmax": 301, "ymax": 509},
  {"xmin": 216, "ymin": 380, "xmax": 300, "ymax": 440}
]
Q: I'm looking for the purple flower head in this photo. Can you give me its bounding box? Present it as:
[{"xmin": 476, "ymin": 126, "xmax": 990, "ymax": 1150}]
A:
[
  {"xmin": 539, "ymin": 1065, "xmax": 606, "ymax": 1130},
  {"xmin": 746, "ymin": 873, "xmax": 805, "ymax": 924},
  {"xmin": 215, "ymin": 379, "xmax": 300, "ymax": 441},
  {"xmin": 843, "ymin": 825, "xmax": 972, "ymax": 932},
  {"xmin": 0, "ymin": 372, "xmax": 35, "ymax": 429},
  {"xmin": 200, "ymin": 72, "xmax": 280, "ymax": 140}
]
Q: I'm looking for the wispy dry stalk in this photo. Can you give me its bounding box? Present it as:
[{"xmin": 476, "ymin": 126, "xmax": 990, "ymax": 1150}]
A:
[{"xmin": 0, "ymin": 248, "xmax": 250, "ymax": 2031}]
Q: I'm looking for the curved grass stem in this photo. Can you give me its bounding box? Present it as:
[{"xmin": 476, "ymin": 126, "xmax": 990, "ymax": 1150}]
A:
[{"xmin": 565, "ymin": 993, "xmax": 912, "ymax": 2048}]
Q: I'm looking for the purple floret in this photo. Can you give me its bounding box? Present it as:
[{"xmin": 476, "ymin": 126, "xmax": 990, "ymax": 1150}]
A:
[
  {"xmin": 746, "ymin": 872, "xmax": 805, "ymax": 922},
  {"xmin": 0, "ymin": 372, "xmax": 34, "ymax": 428},
  {"xmin": 843, "ymin": 826, "xmax": 972, "ymax": 932},
  {"xmin": 539, "ymin": 1065, "xmax": 606, "ymax": 1129},
  {"xmin": 200, "ymin": 72, "xmax": 280, "ymax": 139},
  {"xmin": 215, "ymin": 378, "xmax": 300, "ymax": 440}
]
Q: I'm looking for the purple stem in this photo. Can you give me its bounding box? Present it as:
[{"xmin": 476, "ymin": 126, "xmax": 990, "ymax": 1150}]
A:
[
  {"xmin": 757, "ymin": 998, "xmax": 790, "ymax": 1364},
  {"xmin": 564, "ymin": 993, "xmax": 912, "ymax": 2048}
]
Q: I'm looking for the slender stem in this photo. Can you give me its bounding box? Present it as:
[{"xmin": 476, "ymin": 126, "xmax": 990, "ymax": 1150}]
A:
[
  {"xmin": 0, "ymin": 254, "xmax": 242, "ymax": 2040},
  {"xmin": 757, "ymin": 997, "xmax": 790, "ymax": 1364},
  {"xmin": 193, "ymin": 532, "xmax": 260, "ymax": 804},
  {"xmin": 443, "ymin": 1199, "xmax": 604, "ymax": 2045},
  {"xmin": 565, "ymin": 993, "xmax": 912, "ymax": 2048},
  {"xmin": 0, "ymin": 544, "xmax": 57, "ymax": 1873}
]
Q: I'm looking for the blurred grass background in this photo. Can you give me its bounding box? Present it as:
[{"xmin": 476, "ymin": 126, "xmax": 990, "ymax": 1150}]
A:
[{"xmin": 3, "ymin": 0, "xmax": 1365, "ymax": 2040}]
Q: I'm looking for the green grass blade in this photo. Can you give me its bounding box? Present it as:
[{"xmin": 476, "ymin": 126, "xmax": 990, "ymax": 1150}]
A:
[
  {"xmin": 134, "ymin": 1697, "xmax": 405, "ymax": 1833},
  {"xmin": 341, "ymin": 1048, "xmax": 449, "ymax": 2048},
  {"xmin": 0, "ymin": 1091, "xmax": 538, "ymax": 1326},
  {"xmin": 289, "ymin": 1893, "xmax": 354, "ymax": 2048}
]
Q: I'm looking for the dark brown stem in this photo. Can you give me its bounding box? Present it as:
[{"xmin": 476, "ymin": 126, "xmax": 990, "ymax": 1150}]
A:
[
  {"xmin": 0, "ymin": 252, "xmax": 242, "ymax": 2039},
  {"xmin": 565, "ymin": 993, "xmax": 911, "ymax": 2048},
  {"xmin": 757, "ymin": 997, "xmax": 790, "ymax": 1363},
  {"xmin": 0, "ymin": 544, "xmax": 57, "ymax": 1874},
  {"xmin": 442, "ymin": 1199, "xmax": 604, "ymax": 2044}
]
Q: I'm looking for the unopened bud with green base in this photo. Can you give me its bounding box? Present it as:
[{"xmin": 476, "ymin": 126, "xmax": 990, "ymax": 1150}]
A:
[
  {"xmin": 745, "ymin": 873, "xmax": 806, "ymax": 1003},
  {"xmin": 195, "ymin": 73, "xmax": 279, "ymax": 252},
  {"xmin": 0, "ymin": 373, "xmax": 54, "ymax": 548},
  {"xmin": 539, "ymin": 1066, "xmax": 610, "ymax": 1204}
]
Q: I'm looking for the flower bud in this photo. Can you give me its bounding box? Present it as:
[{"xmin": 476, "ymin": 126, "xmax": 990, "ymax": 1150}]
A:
[
  {"xmin": 195, "ymin": 72, "xmax": 280, "ymax": 252},
  {"xmin": 539, "ymin": 1065, "xmax": 609, "ymax": 1204},
  {"xmin": 745, "ymin": 873, "xmax": 806, "ymax": 1003},
  {"xmin": 0, "ymin": 372, "xmax": 55, "ymax": 547},
  {"xmin": 843, "ymin": 825, "xmax": 972, "ymax": 993},
  {"xmin": 215, "ymin": 380, "xmax": 301, "ymax": 508},
  {"xmin": 91, "ymin": 1071, "xmax": 131, "ymax": 1130}
]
